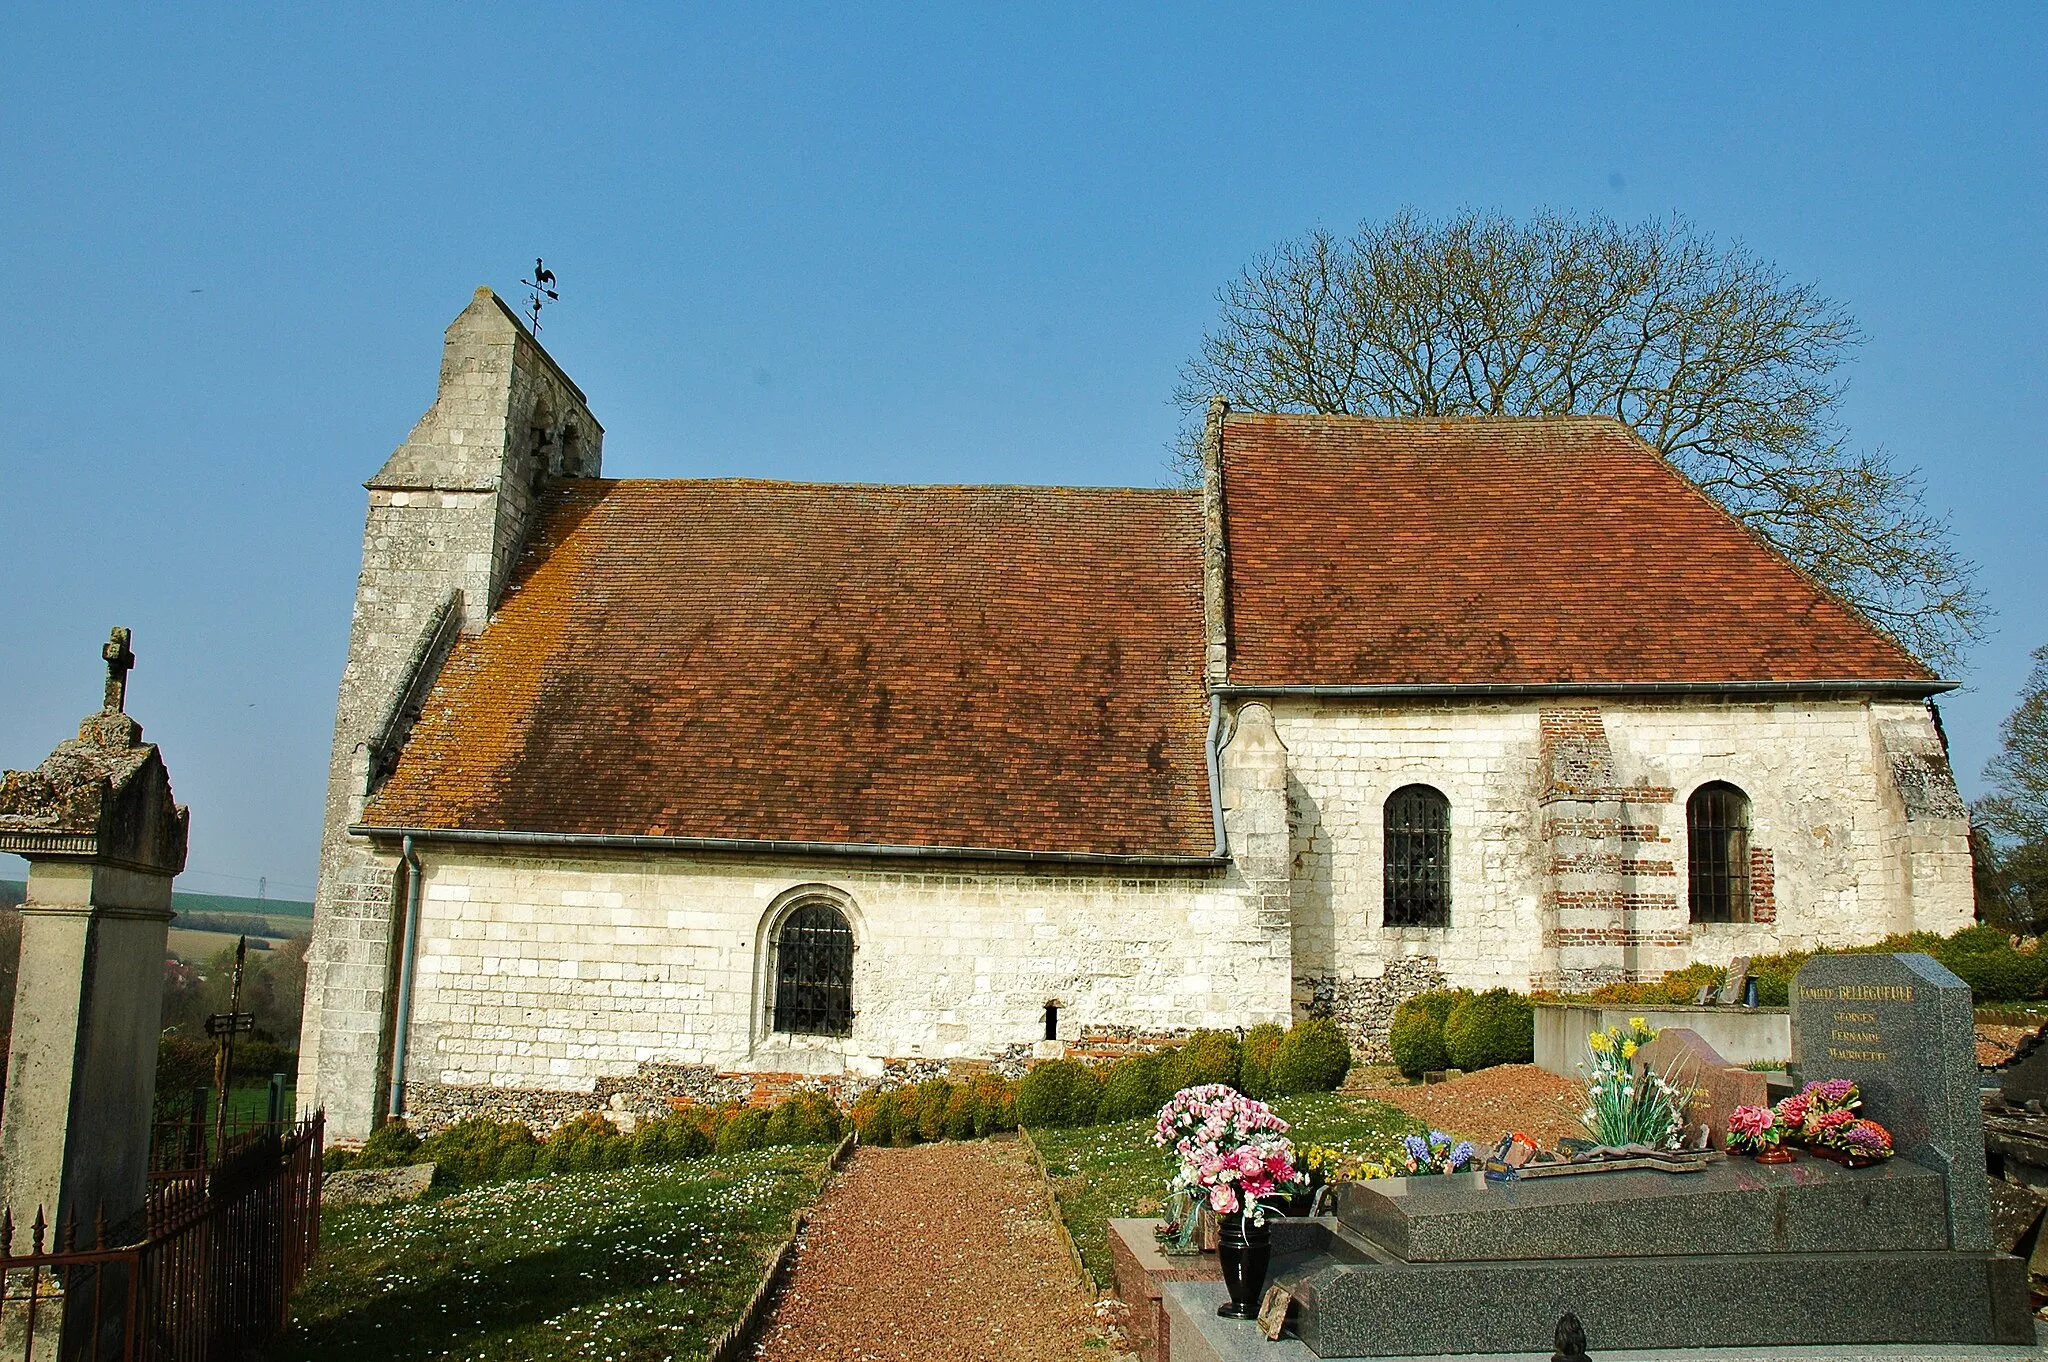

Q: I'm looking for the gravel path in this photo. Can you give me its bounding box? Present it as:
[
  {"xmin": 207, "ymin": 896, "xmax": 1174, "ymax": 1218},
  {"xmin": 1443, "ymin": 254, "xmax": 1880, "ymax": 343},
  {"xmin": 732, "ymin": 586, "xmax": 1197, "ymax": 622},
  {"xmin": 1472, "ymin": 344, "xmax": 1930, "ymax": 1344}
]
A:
[
  {"xmin": 754, "ymin": 1140, "xmax": 1102, "ymax": 1362},
  {"xmin": 1355, "ymin": 1064, "xmax": 1587, "ymax": 1148}
]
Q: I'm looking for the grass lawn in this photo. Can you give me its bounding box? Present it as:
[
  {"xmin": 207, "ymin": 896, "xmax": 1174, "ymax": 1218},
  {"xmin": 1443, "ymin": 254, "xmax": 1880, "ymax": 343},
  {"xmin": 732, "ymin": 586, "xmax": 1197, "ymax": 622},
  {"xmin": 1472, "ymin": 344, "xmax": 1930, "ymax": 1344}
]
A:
[
  {"xmin": 280, "ymin": 1144, "xmax": 835, "ymax": 1362},
  {"xmin": 1029, "ymin": 1093, "xmax": 1424, "ymax": 1286}
]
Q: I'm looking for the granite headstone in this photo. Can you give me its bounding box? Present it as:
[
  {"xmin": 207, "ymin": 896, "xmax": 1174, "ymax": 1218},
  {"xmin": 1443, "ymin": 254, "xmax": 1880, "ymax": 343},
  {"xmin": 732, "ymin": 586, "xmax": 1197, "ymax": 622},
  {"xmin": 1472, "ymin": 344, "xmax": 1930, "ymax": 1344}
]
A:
[
  {"xmin": 1791, "ymin": 952, "xmax": 1989, "ymax": 1249},
  {"xmin": 1637, "ymin": 1027, "xmax": 1767, "ymax": 1150}
]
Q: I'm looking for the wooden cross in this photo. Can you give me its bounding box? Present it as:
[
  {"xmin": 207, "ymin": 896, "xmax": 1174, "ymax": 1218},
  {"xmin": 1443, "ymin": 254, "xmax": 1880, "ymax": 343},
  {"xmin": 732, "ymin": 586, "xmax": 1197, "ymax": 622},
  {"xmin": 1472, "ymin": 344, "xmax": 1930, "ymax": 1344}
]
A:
[
  {"xmin": 101, "ymin": 627, "xmax": 135, "ymax": 713},
  {"xmin": 207, "ymin": 937, "xmax": 258, "ymax": 1156}
]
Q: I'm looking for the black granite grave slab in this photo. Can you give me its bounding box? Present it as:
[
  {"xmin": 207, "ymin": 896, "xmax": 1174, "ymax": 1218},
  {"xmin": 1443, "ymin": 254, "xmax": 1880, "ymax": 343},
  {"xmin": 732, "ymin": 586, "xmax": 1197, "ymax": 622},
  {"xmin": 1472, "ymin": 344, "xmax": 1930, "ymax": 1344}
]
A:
[
  {"xmin": 1792, "ymin": 952, "xmax": 1990, "ymax": 1249},
  {"xmin": 1331, "ymin": 1158, "xmax": 1949, "ymax": 1261},
  {"xmin": 1287, "ymin": 1249, "xmax": 2031, "ymax": 1357}
]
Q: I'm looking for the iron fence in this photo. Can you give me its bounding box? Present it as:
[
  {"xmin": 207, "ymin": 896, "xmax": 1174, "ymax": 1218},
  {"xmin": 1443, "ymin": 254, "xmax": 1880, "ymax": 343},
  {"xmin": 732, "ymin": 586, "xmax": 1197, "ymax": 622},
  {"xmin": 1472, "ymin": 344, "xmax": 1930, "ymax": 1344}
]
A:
[{"xmin": 1, "ymin": 1113, "xmax": 322, "ymax": 1361}]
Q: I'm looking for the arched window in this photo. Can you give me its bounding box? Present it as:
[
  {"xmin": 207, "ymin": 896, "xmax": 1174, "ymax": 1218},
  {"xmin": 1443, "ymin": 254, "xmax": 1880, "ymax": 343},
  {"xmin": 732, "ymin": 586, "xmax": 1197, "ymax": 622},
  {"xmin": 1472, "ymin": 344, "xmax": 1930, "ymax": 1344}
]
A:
[
  {"xmin": 1384, "ymin": 785, "xmax": 1451, "ymax": 927},
  {"xmin": 772, "ymin": 902, "xmax": 855, "ymax": 1036},
  {"xmin": 1688, "ymin": 782, "xmax": 1752, "ymax": 923}
]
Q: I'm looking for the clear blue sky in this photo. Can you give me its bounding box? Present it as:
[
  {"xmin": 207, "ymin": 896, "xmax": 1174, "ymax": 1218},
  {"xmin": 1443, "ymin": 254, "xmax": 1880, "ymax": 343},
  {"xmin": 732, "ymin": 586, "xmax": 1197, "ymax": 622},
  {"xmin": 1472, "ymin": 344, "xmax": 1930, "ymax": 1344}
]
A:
[{"xmin": 3, "ymin": 6, "xmax": 2042, "ymax": 900}]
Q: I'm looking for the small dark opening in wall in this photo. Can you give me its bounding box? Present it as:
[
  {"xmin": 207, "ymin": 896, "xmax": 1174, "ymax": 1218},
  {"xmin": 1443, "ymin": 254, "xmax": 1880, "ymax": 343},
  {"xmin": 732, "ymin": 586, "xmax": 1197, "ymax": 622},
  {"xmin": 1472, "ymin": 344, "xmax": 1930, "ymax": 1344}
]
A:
[{"xmin": 1043, "ymin": 1003, "xmax": 1060, "ymax": 1041}]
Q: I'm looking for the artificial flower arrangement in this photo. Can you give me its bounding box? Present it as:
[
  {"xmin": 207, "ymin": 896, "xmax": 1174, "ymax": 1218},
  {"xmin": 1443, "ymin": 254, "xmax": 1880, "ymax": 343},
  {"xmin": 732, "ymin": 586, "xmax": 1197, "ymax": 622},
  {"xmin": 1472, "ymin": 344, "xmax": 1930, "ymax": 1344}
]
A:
[
  {"xmin": 1725, "ymin": 1103, "xmax": 1786, "ymax": 1154},
  {"xmin": 1771, "ymin": 1079, "xmax": 1893, "ymax": 1165},
  {"xmin": 1298, "ymin": 1144, "xmax": 1395, "ymax": 1187},
  {"xmin": 1579, "ymin": 1018, "xmax": 1697, "ymax": 1150},
  {"xmin": 1153, "ymin": 1084, "xmax": 1306, "ymax": 1226},
  {"xmin": 1400, "ymin": 1130, "xmax": 1476, "ymax": 1176}
]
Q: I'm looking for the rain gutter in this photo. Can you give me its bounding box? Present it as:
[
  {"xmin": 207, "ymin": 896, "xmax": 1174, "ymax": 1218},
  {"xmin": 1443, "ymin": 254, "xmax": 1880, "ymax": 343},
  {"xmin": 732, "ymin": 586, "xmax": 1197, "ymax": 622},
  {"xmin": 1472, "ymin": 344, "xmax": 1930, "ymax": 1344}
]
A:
[
  {"xmin": 349, "ymin": 824, "xmax": 1229, "ymax": 870},
  {"xmin": 1210, "ymin": 679, "xmax": 1958, "ymax": 700},
  {"xmin": 387, "ymin": 834, "xmax": 425, "ymax": 1122}
]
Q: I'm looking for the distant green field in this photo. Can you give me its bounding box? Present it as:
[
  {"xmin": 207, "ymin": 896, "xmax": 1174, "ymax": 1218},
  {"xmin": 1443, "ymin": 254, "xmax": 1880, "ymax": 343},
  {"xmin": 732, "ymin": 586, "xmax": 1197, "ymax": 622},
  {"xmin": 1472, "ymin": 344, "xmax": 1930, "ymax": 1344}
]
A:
[{"xmin": 0, "ymin": 880, "xmax": 311, "ymax": 922}]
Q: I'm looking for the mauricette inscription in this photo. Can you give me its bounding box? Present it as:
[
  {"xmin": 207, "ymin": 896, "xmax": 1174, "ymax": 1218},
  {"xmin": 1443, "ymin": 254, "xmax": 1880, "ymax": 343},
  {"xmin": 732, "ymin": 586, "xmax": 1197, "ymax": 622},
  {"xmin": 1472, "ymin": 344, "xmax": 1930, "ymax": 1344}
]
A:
[{"xmin": 1791, "ymin": 951, "xmax": 1989, "ymax": 1251}]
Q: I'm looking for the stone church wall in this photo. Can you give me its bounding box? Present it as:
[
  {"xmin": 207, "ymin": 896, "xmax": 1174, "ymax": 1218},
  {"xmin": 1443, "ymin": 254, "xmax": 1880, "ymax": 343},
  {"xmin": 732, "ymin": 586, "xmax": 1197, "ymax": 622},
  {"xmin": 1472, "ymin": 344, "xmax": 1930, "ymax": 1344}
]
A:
[
  {"xmin": 300, "ymin": 290, "xmax": 603, "ymax": 1140},
  {"xmin": 1267, "ymin": 694, "xmax": 1972, "ymax": 1058},
  {"xmin": 391, "ymin": 852, "xmax": 1288, "ymax": 1102}
]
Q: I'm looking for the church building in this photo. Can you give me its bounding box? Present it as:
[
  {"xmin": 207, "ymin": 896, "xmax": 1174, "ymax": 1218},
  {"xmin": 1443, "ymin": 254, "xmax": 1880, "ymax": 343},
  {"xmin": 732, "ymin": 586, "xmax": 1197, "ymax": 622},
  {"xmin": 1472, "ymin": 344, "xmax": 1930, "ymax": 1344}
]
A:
[{"xmin": 298, "ymin": 289, "xmax": 1973, "ymax": 1140}]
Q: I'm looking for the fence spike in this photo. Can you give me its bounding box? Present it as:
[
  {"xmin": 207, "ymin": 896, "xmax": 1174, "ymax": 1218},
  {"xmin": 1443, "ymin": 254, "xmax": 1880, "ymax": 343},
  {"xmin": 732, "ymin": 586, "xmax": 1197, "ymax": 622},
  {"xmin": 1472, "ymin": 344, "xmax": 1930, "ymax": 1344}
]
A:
[
  {"xmin": 57, "ymin": 1207, "xmax": 76, "ymax": 1252},
  {"xmin": 94, "ymin": 1204, "xmax": 109, "ymax": 1250},
  {"xmin": 2, "ymin": 1208, "xmax": 12, "ymax": 1255},
  {"xmin": 31, "ymin": 1206, "xmax": 46, "ymax": 1254}
]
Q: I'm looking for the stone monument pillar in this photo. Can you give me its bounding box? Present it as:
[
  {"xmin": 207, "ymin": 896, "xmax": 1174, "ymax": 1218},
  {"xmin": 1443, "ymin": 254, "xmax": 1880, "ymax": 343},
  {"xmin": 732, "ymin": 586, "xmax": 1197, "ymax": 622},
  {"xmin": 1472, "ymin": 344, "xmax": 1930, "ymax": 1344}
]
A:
[{"xmin": 0, "ymin": 628, "xmax": 189, "ymax": 1235}]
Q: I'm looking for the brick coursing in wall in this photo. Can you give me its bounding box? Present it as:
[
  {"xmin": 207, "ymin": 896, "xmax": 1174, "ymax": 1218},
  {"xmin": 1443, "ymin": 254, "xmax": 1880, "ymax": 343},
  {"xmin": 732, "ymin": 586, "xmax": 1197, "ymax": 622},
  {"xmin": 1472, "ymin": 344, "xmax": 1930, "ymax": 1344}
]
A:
[{"xmin": 1751, "ymin": 846, "xmax": 1777, "ymax": 925}]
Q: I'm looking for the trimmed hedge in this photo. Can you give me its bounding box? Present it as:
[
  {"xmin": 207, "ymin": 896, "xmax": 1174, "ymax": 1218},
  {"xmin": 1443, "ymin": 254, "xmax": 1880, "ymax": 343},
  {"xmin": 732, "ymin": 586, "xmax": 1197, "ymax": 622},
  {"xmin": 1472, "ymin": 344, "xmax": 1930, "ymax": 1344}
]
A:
[
  {"xmin": 326, "ymin": 1088, "xmax": 845, "ymax": 1183},
  {"xmin": 1270, "ymin": 1017, "xmax": 1353, "ymax": 1094},
  {"xmin": 1015, "ymin": 1059, "xmax": 1102, "ymax": 1128},
  {"xmin": 1443, "ymin": 989, "xmax": 1535, "ymax": 1071},
  {"xmin": 1388, "ymin": 990, "xmax": 1466, "ymax": 1079},
  {"xmin": 1238, "ymin": 1023, "xmax": 1286, "ymax": 1100},
  {"xmin": 321, "ymin": 1021, "xmax": 1355, "ymax": 1180}
]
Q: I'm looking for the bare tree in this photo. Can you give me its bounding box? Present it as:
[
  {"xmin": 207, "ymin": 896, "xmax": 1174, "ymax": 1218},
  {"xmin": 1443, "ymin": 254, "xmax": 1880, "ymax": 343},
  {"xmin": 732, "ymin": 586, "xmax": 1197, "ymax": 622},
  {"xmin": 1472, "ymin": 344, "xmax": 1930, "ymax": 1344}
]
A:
[
  {"xmin": 1975, "ymin": 644, "xmax": 2048, "ymax": 928},
  {"xmin": 1176, "ymin": 209, "xmax": 1985, "ymax": 671}
]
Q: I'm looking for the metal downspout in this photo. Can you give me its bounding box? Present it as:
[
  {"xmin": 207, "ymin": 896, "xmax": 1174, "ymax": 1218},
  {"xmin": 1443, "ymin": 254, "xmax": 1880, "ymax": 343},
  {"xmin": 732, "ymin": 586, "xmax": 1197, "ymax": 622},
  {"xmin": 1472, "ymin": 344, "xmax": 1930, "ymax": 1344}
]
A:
[
  {"xmin": 387, "ymin": 835, "xmax": 424, "ymax": 1122},
  {"xmin": 1206, "ymin": 692, "xmax": 1227, "ymax": 858}
]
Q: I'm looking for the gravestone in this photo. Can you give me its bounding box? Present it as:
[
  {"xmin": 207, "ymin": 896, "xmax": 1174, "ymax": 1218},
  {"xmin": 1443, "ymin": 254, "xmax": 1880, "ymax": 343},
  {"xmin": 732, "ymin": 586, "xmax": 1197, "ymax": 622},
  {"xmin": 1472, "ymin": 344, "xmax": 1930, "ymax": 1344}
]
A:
[
  {"xmin": 1791, "ymin": 952, "xmax": 1989, "ymax": 1250},
  {"xmin": 1636, "ymin": 1027, "xmax": 1767, "ymax": 1150},
  {"xmin": 1717, "ymin": 954, "xmax": 1751, "ymax": 1006}
]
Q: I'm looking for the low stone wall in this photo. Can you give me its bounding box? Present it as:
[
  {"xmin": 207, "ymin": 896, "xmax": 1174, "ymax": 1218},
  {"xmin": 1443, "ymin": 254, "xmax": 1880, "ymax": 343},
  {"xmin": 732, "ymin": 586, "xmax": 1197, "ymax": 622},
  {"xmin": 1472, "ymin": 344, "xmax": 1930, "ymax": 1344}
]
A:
[{"xmin": 1535, "ymin": 1002, "xmax": 1790, "ymax": 1077}]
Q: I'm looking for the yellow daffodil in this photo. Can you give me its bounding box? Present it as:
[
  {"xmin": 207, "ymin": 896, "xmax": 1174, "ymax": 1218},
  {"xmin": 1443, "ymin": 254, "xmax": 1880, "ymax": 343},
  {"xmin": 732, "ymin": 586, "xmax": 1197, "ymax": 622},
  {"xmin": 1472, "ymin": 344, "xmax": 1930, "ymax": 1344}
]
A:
[
  {"xmin": 1628, "ymin": 1017, "xmax": 1648, "ymax": 1032},
  {"xmin": 1622, "ymin": 1040, "xmax": 1639, "ymax": 1059},
  {"xmin": 1589, "ymin": 1031, "xmax": 1612, "ymax": 1052}
]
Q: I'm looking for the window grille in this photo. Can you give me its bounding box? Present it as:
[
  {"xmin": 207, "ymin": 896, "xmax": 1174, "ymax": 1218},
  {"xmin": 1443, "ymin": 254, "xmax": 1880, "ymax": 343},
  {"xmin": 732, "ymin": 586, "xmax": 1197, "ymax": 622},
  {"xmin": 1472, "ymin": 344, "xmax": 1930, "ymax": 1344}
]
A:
[
  {"xmin": 772, "ymin": 903, "xmax": 855, "ymax": 1037},
  {"xmin": 1688, "ymin": 782, "xmax": 1752, "ymax": 923},
  {"xmin": 1384, "ymin": 784, "xmax": 1451, "ymax": 927}
]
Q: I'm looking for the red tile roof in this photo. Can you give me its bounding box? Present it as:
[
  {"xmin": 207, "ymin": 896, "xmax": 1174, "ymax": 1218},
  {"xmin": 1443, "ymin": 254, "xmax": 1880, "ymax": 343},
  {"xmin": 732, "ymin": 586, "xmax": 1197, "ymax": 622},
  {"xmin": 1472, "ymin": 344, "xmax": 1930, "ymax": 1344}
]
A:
[
  {"xmin": 1220, "ymin": 413, "xmax": 1934, "ymax": 687},
  {"xmin": 362, "ymin": 480, "xmax": 1217, "ymax": 857}
]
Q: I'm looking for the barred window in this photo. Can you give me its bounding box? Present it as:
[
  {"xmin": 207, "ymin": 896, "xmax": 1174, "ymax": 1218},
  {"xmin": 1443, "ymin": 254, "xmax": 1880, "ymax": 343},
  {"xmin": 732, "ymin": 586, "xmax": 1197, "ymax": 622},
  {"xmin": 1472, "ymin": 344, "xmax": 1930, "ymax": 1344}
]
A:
[
  {"xmin": 1688, "ymin": 782, "xmax": 1752, "ymax": 924},
  {"xmin": 1384, "ymin": 784, "xmax": 1451, "ymax": 927},
  {"xmin": 772, "ymin": 903, "xmax": 855, "ymax": 1036}
]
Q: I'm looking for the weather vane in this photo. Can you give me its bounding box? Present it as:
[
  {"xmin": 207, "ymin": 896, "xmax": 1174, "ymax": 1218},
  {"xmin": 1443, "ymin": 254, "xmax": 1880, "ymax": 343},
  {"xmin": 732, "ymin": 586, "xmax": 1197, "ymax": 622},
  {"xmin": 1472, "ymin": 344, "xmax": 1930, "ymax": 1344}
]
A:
[{"xmin": 524, "ymin": 258, "xmax": 559, "ymax": 333}]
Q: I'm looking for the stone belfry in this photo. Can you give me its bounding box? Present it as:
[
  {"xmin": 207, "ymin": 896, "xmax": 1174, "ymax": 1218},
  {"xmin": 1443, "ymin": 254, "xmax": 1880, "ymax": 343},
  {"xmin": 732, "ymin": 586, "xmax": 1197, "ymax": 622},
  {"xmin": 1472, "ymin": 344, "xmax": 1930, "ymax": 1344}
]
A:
[
  {"xmin": 298, "ymin": 289, "xmax": 603, "ymax": 1139},
  {"xmin": 0, "ymin": 628, "xmax": 189, "ymax": 1233}
]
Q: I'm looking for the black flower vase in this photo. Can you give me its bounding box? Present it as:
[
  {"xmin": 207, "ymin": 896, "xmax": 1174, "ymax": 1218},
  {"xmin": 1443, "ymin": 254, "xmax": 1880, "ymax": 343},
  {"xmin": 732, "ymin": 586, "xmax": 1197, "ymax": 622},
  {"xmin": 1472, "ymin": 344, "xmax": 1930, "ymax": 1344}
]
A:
[{"xmin": 1216, "ymin": 1211, "xmax": 1272, "ymax": 1319}]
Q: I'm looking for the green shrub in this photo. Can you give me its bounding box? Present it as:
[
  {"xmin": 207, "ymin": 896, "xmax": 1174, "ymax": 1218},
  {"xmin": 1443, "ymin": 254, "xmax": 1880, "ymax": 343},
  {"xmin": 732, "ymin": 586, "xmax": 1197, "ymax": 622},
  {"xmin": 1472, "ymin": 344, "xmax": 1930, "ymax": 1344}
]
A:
[
  {"xmin": 1387, "ymin": 991, "xmax": 1465, "ymax": 1079},
  {"xmin": 1270, "ymin": 1019, "xmax": 1353, "ymax": 1094},
  {"xmin": 1238, "ymin": 1023, "xmax": 1286, "ymax": 1100},
  {"xmin": 1443, "ymin": 989, "xmax": 1535, "ymax": 1071},
  {"xmin": 1938, "ymin": 948, "xmax": 2046, "ymax": 1002},
  {"xmin": 777, "ymin": 1090, "xmax": 842, "ymax": 1145},
  {"xmin": 969, "ymin": 1075, "xmax": 1016, "ymax": 1135},
  {"xmin": 715, "ymin": 1107, "xmax": 770, "ymax": 1154},
  {"xmin": 323, "ymin": 1148, "xmax": 358, "ymax": 1174},
  {"xmin": 1147, "ymin": 1045, "xmax": 1186, "ymax": 1105},
  {"xmin": 1096, "ymin": 1055, "xmax": 1161, "ymax": 1122},
  {"xmin": 356, "ymin": 1117, "xmax": 423, "ymax": 1168},
  {"xmin": 913, "ymin": 1079, "xmax": 954, "ymax": 1143},
  {"xmin": 942, "ymin": 1085, "xmax": 982, "ymax": 1140},
  {"xmin": 661, "ymin": 1112, "xmax": 711, "ymax": 1160},
  {"xmin": 1177, "ymin": 1030, "xmax": 1242, "ymax": 1090},
  {"xmin": 1015, "ymin": 1059, "xmax": 1101, "ymax": 1128},
  {"xmin": 417, "ymin": 1118, "xmax": 538, "ymax": 1185},
  {"xmin": 851, "ymin": 1088, "xmax": 898, "ymax": 1146}
]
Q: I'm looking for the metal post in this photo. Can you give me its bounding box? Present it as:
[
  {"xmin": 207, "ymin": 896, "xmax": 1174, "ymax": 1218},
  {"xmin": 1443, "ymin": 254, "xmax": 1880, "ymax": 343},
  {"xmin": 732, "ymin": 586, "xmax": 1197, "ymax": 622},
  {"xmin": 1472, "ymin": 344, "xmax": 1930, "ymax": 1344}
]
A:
[{"xmin": 266, "ymin": 1074, "xmax": 285, "ymax": 1128}]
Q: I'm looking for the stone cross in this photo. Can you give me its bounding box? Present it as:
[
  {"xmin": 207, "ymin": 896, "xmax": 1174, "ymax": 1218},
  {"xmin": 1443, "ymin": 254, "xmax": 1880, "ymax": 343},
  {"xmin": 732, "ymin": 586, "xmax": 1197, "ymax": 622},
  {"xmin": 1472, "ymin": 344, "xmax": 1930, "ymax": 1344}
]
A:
[{"xmin": 101, "ymin": 626, "xmax": 135, "ymax": 713}]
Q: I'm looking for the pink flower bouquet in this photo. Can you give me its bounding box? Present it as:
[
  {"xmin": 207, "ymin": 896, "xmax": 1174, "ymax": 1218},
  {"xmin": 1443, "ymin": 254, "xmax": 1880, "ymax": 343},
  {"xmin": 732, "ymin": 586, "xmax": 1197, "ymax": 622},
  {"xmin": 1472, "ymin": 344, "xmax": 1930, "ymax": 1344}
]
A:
[
  {"xmin": 1153, "ymin": 1084, "xmax": 1305, "ymax": 1225},
  {"xmin": 1725, "ymin": 1104, "xmax": 1783, "ymax": 1153}
]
